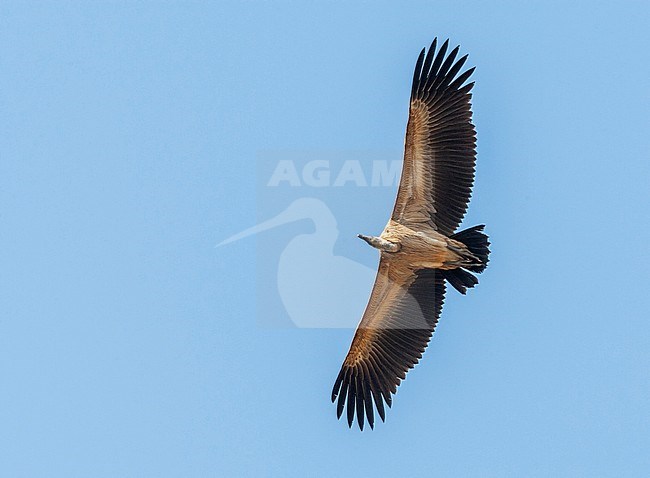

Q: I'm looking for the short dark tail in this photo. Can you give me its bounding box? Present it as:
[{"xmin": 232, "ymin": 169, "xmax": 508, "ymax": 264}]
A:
[
  {"xmin": 442, "ymin": 225, "xmax": 490, "ymax": 295},
  {"xmin": 451, "ymin": 225, "xmax": 490, "ymax": 273}
]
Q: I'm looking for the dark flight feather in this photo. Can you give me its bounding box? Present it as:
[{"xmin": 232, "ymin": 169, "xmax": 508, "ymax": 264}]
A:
[
  {"xmin": 393, "ymin": 39, "xmax": 477, "ymax": 236},
  {"xmin": 331, "ymin": 268, "xmax": 446, "ymax": 429}
]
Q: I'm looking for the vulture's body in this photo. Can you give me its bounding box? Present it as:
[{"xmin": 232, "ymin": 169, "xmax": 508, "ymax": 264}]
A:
[{"xmin": 331, "ymin": 38, "xmax": 490, "ymax": 430}]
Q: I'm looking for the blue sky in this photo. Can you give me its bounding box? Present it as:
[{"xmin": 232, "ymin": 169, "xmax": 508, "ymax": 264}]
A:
[{"xmin": 1, "ymin": 1, "xmax": 650, "ymax": 477}]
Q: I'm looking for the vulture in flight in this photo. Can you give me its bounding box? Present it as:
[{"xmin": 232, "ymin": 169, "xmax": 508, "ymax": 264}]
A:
[{"xmin": 331, "ymin": 38, "xmax": 490, "ymax": 430}]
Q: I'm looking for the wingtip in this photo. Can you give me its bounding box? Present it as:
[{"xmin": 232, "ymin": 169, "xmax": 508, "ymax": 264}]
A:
[
  {"xmin": 411, "ymin": 47, "xmax": 427, "ymax": 98},
  {"xmin": 426, "ymin": 38, "xmax": 438, "ymax": 59},
  {"xmin": 331, "ymin": 369, "xmax": 345, "ymax": 403}
]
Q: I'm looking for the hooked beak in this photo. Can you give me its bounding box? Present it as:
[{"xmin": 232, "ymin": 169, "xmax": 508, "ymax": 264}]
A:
[
  {"xmin": 357, "ymin": 234, "xmax": 400, "ymax": 253},
  {"xmin": 357, "ymin": 234, "xmax": 373, "ymax": 246}
]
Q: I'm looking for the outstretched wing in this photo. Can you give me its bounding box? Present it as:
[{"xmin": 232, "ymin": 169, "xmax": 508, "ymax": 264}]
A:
[
  {"xmin": 392, "ymin": 38, "xmax": 477, "ymax": 236},
  {"xmin": 331, "ymin": 258, "xmax": 446, "ymax": 430}
]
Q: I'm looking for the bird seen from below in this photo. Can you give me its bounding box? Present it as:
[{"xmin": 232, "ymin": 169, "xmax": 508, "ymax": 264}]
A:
[{"xmin": 331, "ymin": 38, "xmax": 490, "ymax": 430}]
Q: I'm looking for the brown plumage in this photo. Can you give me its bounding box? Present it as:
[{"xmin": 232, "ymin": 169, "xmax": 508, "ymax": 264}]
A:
[{"xmin": 331, "ymin": 38, "xmax": 490, "ymax": 430}]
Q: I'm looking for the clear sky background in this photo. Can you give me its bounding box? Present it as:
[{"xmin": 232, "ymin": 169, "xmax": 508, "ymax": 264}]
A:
[{"xmin": 2, "ymin": 1, "xmax": 650, "ymax": 477}]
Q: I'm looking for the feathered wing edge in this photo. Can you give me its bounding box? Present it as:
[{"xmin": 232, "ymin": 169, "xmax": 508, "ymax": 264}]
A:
[
  {"xmin": 331, "ymin": 268, "xmax": 446, "ymax": 430},
  {"xmin": 394, "ymin": 38, "xmax": 477, "ymax": 236}
]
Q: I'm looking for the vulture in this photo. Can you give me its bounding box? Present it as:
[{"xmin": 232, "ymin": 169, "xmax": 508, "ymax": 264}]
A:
[{"xmin": 331, "ymin": 38, "xmax": 490, "ymax": 430}]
